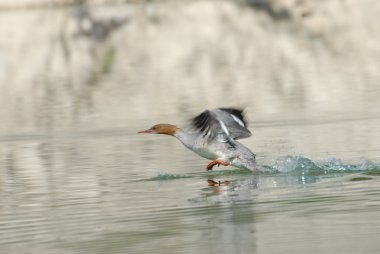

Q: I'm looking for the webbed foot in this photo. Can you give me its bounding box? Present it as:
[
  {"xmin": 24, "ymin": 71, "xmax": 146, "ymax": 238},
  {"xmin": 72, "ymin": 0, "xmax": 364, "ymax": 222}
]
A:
[{"xmin": 206, "ymin": 160, "xmax": 230, "ymax": 171}]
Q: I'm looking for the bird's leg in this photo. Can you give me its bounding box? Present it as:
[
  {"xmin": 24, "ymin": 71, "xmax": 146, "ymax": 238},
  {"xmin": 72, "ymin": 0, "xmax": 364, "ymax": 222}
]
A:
[{"xmin": 206, "ymin": 160, "xmax": 230, "ymax": 171}]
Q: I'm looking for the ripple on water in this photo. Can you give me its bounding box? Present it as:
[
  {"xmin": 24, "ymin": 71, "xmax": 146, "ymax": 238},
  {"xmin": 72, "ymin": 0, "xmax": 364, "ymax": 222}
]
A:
[{"xmin": 141, "ymin": 173, "xmax": 193, "ymax": 181}]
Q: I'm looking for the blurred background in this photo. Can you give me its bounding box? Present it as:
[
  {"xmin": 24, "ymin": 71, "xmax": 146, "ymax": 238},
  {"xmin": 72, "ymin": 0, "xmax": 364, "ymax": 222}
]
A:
[
  {"xmin": 1, "ymin": 0, "xmax": 380, "ymax": 161},
  {"xmin": 1, "ymin": 0, "xmax": 380, "ymax": 253}
]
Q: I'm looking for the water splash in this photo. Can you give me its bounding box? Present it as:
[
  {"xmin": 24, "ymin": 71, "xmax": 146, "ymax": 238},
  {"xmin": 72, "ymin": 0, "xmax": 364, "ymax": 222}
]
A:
[
  {"xmin": 271, "ymin": 156, "xmax": 322, "ymax": 173},
  {"xmin": 357, "ymin": 160, "xmax": 380, "ymax": 174},
  {"xmin": 140, "ymin": 156, "xmax": 380, "ymax": 184},
  {"xmin": 266, "ymin": 156, "xmax": 380, "ymax": 175}
]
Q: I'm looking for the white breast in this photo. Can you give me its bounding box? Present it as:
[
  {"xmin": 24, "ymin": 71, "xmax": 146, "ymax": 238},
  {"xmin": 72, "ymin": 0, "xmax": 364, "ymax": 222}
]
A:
[{"xmin": 192, "ymin": 146, "xmax": 218, "ymax": 160}]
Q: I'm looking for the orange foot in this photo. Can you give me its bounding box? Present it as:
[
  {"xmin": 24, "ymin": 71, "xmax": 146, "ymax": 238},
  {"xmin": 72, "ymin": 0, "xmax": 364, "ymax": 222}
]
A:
[{"xmin": 206, "ymin": 160, "xmax": 230, "ymax": 171}]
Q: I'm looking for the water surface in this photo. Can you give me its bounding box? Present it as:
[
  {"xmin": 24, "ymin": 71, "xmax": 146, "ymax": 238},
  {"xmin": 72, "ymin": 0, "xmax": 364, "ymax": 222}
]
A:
[{"xmin": 1, "ymin": 115, "xmax": 380, "ymax": 254}]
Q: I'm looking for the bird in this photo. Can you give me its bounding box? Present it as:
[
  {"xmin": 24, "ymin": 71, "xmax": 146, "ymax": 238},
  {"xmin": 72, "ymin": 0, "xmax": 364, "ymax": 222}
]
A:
[{"xmin": 138, "ymin": 107, "xmax": 257, "ymax": 171}]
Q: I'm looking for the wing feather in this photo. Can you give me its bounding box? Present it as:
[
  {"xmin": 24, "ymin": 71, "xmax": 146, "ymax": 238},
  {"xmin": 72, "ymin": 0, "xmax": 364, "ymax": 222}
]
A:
[{"xmin": 190, "ymin": 107, "xmax": 252, "ymax": 141}]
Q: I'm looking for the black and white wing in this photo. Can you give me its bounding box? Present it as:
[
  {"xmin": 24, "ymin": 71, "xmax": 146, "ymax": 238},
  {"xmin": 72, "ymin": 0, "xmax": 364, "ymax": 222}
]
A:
[
  {"xmin": 190, "ymin": 107, "xmax": 252, "ymax": 141},
  {"xmin": 214, "ymin": 108, "xmax": 251, "ymax": 140}
]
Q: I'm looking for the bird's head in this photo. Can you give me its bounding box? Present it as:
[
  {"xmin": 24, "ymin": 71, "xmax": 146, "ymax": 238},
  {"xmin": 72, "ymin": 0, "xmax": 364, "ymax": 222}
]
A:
[{"xmin": 138, "ymin": 124, "xmax": 178, "ymax": 136}]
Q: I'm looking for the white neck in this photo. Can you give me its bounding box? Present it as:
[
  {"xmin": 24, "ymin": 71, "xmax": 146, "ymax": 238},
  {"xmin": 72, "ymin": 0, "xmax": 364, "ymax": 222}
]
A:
[{"xmin": 174, "ymin": 129, "xmax": 197, "ymax": 149}]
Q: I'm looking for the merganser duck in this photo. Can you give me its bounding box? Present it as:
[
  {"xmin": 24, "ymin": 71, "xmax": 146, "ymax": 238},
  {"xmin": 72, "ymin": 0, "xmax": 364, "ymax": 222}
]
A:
[{"xmin": 138, "ymin": 108, "xmax": 257, "ymax": 171}]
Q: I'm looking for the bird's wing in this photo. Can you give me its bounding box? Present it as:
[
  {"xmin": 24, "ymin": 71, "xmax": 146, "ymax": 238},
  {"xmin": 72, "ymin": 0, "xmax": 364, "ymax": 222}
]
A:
[
  {"xmin": 214, "ymin": 108, "xmax": 252, "ymax": 140},
  {"xmin": 190, "ymin": 107, "xmax": 252, "ymax": 142}
]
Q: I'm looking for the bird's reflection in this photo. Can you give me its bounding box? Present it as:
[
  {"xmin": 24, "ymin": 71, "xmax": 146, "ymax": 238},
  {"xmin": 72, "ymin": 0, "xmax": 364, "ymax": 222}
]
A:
[
  {"xmin": 205, "ymin": 173, "xmax": 260, "ymax": 194},
  {"xmin": 207, "ymin": 179, "xmax": 231, "ymax": 186}
]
